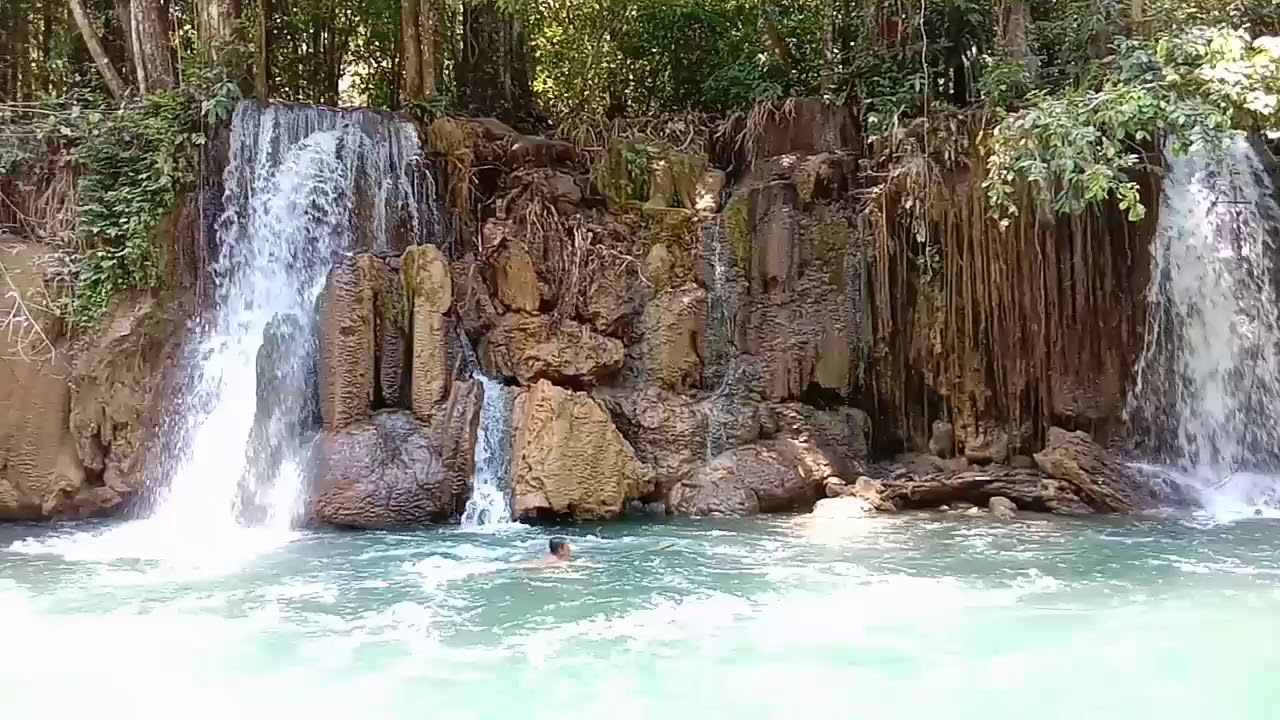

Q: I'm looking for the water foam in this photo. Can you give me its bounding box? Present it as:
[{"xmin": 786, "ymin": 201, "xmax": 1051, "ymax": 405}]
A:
[{"xmin": 1128, "ymin": 138, "xmax": 1280, "ymax": 517}]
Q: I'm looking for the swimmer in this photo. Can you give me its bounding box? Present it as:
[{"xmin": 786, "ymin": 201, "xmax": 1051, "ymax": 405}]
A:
[{"xmin": 520, "ymin": 536, "xmax": 574, "ymax": 569}]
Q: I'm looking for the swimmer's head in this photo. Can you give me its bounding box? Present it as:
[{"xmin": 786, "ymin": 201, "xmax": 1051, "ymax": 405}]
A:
[{"xmin": 549, "ymin": 536, "xmax": 572, "ymax": 560}]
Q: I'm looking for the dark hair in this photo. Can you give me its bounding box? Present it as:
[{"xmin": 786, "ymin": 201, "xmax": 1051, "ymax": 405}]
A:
[{"xmin": 549, "ymin": 537, "xmax": 569, "ymax": 555}]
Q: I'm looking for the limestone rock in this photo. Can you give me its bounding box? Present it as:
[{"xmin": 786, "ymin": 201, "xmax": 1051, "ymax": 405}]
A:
[
  {"xmin": 312, "ymin": 410, "xmax": 458, "ymax": 528},
  {"xmin": 694, "ymin": 170, "xmax": 726, "ymax": 214},
  {"xmin": 451, "ymin": 255, "xmax": 500, "ymax": 338},
  {"xmin": 1034, "ymin": 427, "xmax": 1175, "ymax": 513},
  {"xmin": 594, "ymin": 387, "xmax": 706, "ymax": 498},
  {"xmin": 0, "ymin": 242, "xmax": 81, "ymax": 520},
  {"xmin": 68, "ymin": 295, "xmax": 183, "ymax": 517},
  {"xmin": 632, "ymin": 285, "xmax": 706, "ymax": 392},
  {"xmin": 879, "ymin": 467, "xmax": 1093, "ymax": 515},
  {"xmin": 507, "ymin": 135, "xmax": 579, "ymax": 168},
  {"xmin": 511, "ymin": 380, "xmax": 650, "ymax": 521},
  {"xmin": 929, "ymin": 420, "xmax": 955, "ymax": 458},
  {"xmin": 319, "ymin": 254, "xmax": 376, "ymax": 429},
  {"xmin": 403, "ymin": 245, "xmax": 455, "ymax": 422},
  {"xmin": 428, "ymin": 380, "xmax": 484, "ymax": 505},
  {"xmin": 481, "ymin": 313, "xmax": 623, "ymax": 386},
  {"xmin": 644, "ymin": 243, "xmax": 675, "ymax": 290},
  {"xmin": 768, "ymin": 403, "xmax": 869, "ymax": 477},
  {"xmin": 369, "ymin": 259, "xmax": 409, "ymax": 408},
  {"xmin": 490, "ymin": 240, "xmax": 540, "ymax": 312},
  {"xmin": 748, "ymin": 98, "xmax": 857, "ymax": 161},
  {"xmin": 669, "ymin": 439, "xmax": 837, "ymax": 517},
  {"xmin": 964, "ymin": 426, "xmax": 1010, "ymax": 465},
  {"xmin": 988, "ymin": 495, "xmax": 1018, "ymax": 519}
]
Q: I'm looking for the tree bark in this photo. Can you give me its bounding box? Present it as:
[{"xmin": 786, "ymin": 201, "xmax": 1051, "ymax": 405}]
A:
[
  {"xmin": 66, "ymin": 0, "xmax": 129, "ymax": 101},
  {"xmin": 417, "ymin": 0, "xmax": 436, "ymax": 97},
  {"xmin": 820, "ymin": 0, "xmax": 836, "ymax": 94},
  {"xmin": 1003, "ymin": 0, "xmax": 1029, "ymax": 65},
  {"xmin": 256, "ymin": 0, "xmax": 271, "ymax": 97},
  {"xmin": 400, "ymin": 0, "xmax": 422, "ymax": 100},
  {"xmin": 135, "ymin": 0, "xmax": 176, "ymax": 91},
  {"xmin": 112, "ymin": 0, "xmax": 136, "ymax": 84},
  {"xmin": 198, "ymin": 0, "xmax": 242, "ymax": 60},
  {"xmin": 456, "ymin": 0, "xmax": 530, "ymax": 121}
]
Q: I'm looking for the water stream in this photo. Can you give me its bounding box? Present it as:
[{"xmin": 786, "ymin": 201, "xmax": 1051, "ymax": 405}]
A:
[
  {"xmin": 1128, "ymin": 138, "xmax": 1280, "ymax": 515},
  {"xmin": 460, "ymin": 375, "xmax": 516, "ymax": 528}
]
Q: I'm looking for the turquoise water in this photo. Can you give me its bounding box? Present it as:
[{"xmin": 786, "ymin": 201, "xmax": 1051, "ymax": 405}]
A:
[{"xmin": 1, "ymin": 513, "xmax": 1279, "ymax": 719}]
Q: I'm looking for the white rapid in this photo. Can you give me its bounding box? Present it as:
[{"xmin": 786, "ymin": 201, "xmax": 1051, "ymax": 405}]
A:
[
  {"xmin": 460, "ymin": 375, "xmax": 517, "ymax": 528},
  {"xmin": 1128, "ymin": 137, "xmax": 1280, "ymax": 515},
  {"xmin": 109, "ymin": 102, "xmax": 429, "ymax": 556}
]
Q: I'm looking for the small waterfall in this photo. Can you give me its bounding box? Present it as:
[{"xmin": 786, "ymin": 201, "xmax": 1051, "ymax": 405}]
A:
[
  {"xmin": 461, "ymin": 375, "xmax": 516, "ymax": 527},
  {"xmin": 1128, "ymin": 137, "xmax": 1280, "ymax": 511},
  {"xmin": 701, "ymin": 214, "xmax": 743, "ymax": 389},
  {"xmin": 149, "ymin": 101, "xmax": 431, "ymax": 532}
]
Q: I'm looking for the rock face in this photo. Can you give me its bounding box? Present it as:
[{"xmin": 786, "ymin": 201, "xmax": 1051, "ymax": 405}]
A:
[
  {"xmin": 0, "ymin": 240, "xmax": 181, "ymax": 521},
  {"xmin": 1034, "ymin": 427, "xmax": 1176, "ymax": 512},
  {"xmin": 481, "ymin": 313, "xmax": 623, "ymax": 387},
  {"xmin": 404, "ymin": 245, "xmax": 454, "ymax": 422},
  {"xmin": 511, "ymin": 380, "xmax": 650, "ymax": 521},
  {"xmin": 669, "ymin": 439, "xmax": 838, "ymax": 517},
  {"xmin": 319, "ymin": 255, "xmax": 376, "ymax": 429},
  {"xmin": 631, "ymin": 285, "xmax": 706, "ymax": 392},
  {"xmin": 988, "ymin": 495, "xmax": 1018, "ymax": 519},
  {"xmin": 311, "ymin": 410, "xmax": 459, "ymax": 528}
]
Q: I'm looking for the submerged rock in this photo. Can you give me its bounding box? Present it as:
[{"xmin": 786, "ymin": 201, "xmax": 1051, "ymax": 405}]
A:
[
  {"xmin": 312, "ymin": 410, "xmax": 458, "ymax": 528},
  {"xmin": 880, "ymin": 467, "xmax": 1092, "ymax": 516},
  {"xmin": 511, "ymin": 380, "xmax": 651, "ymax": 521}
]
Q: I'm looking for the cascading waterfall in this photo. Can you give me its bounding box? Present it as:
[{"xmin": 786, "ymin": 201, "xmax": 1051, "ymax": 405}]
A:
[
  {"xmin": 1128, "ymin": 137, "xmax": 1280, "ymax": 512},
  {"xmin": 461, "ymin": 375, "xmax": 516, "ymax": 527},
  {"xmin": 149, "ymin": 101, "xmax": 431, "ymax": 533}
]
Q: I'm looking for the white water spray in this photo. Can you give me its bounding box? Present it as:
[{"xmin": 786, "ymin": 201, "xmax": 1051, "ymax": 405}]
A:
[
  {"xmin": 1128, "ymin": 137, "xmax": 1280, "ymax": 513},
  {"xmin": 149, "ymin": 102, "xmax": 429, "ymax": 536},
  {"xmin": 461, "ymin": 375, "xmax": 516, "ymax": 528}
]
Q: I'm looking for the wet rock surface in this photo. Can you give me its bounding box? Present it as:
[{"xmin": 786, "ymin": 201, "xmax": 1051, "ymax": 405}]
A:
[
  {"xmin": 511, "ymin": 380, "xmax": 651, "ymax": 521},
  {"xmin": 669, "ymin": 439, "xmax": 839, "ymax": 517},
  {"xmin": 312, "ymin": 410, "xmax": 458, "ymax": 528}
]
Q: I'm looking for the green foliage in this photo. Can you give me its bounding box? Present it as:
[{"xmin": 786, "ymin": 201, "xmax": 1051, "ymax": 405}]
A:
[
  {"xmin": 984, "ymin": 28, "xmax": 1279, "ymax": 225},
  {"xmin": 71, "ymin": 90, "xmax": 202, "ymax": 325}
]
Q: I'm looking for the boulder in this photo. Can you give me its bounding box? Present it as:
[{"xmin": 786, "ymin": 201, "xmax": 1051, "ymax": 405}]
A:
[
  {"xmin": 669, "ymin": 438, "xmax": 837, "ymax": 517},
  {"xmin": 747, "ymin": 97, "xmax": 858, "ymax": 161},
  {"xmin": 929, "ymin": 420, "xmax": 955, "ymax": 458},
  {"xmin": 988, "ymin": 495, "xmax": 1018, "ymax": 520},
  {"xmin": 480, "ymin": 313, "xmax": 623, "ymax": 386},
  {"xmin": 319, "ymin": 254, "xmax": 376, "ymax": 429},
  {"xmin": 511, "ymin": 380, "xmax": 651, "ymax": 521},
  {"xmin": 1034, "ymin": 426, "xmax": 1175, "ymax": 513},
  {"xmin": 311, "ymin": 410, "xmax": 458, "ymax": 528},
  {"xmin": 964, "ymin": 425, "xmax": 1010, "ymax": 465},
  {"xmin": 631, "ymin": 285, "xmax": 706, "ymax": 392}
]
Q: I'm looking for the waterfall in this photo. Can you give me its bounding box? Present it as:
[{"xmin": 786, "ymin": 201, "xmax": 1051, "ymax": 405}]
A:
[
  {"xmin": 461, "ymin": 375, "xmax": 516, "ymax": 527},
  {"xmin": 1128, "ymin": 137, "xmax": 1280, "ymax": 511},
  {"xmin": 148, "ymin": 101, "xmax": 431, "ymax": 532}
]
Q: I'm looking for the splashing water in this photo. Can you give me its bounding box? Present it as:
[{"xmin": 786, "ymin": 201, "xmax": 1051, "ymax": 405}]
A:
[
  {"xmin": 461, "ymin": 375, "xmax": 517, "ymax": 528},
  {"xmin": 49, "ymin": 102, "xmax": 433, "ymax": 564},
  {"xmin": 1128, "ymin": 138, "xmax": 1280, "ymax": 515}
]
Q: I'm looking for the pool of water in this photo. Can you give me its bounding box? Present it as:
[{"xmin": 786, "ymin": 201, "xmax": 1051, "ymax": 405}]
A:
[{"xmin": 2, "ymin": 513, "xmax": 1278, "ymax": 719}]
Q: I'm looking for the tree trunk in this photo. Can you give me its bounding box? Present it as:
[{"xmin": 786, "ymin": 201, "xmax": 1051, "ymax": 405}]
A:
[
  {"xmin": 1003, "ymin": 0, "xmax": 1029, "ymax": 64},
  {"xmin": 128, "ymin": 0, "xmax": 148, "ymax": 93},
  {"xmin": 758, "ymin": 0, "xmax": 792, "ymax": 72},
  {"xmin": 66, "ymin": 0, "xmax": 129, "ymax": 101},
  {"xmin": 417, "ymin": 0, "xmax": 436, "ymax": 97},
  {"xmin": 135, "ymin": 0, "xmax": 176, "ymax": 91},
  {"xmin": 41, "ymin": 0, "xmax": 54, "ymax": 92},
  {"xmin": 112, "ymin": 0, "xmax": 136, "ymax": 84},
  {"xmin": 456, "ymin": 0, "xmax": 530, "ymax": 121},
  {"xmin": 256, "ymin": 0, "xmax": 271, "ymax": 97},
  {"xmin": 400, "ymin": 0, "xmax": 422, "ymax": 100},
  {"xmin": 198, "ymin": 0, "xmax": 242, "ymax": 61},
  {"xmin": 820, "ymin": 0, "xmax": 836, "ymax": 94}
]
